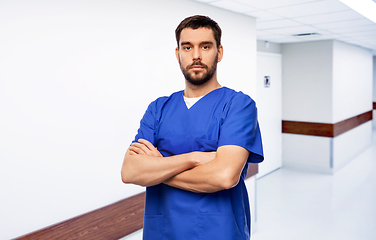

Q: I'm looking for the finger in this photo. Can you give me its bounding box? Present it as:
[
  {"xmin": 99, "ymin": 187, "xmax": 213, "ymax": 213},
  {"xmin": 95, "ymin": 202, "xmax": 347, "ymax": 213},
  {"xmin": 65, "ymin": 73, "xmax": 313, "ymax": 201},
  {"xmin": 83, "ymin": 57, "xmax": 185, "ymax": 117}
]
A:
[
  {"xmin": 138, "ymin": 139, "xmax": 155, "ymax": 151},
  {"xmin": 132, "ymin": 142, "xmax": 158, "ymax": 157},
  {"xmin": 129, "ymin": 150, "xmax": 137, "ymax": 155},
  {"xmin": 132, "ymin": 142, "xmax": 151, "ymax": 153},
  {"xmin": 137, "ymin": 139, "xmax": 164, "ymax": 157},
  {"xmin": 126, "ymin": 147, "xmax": 141, "ymax": 155},
  {"xmin": 131, "ymin": 142, "xmax": 146, "ymax": 148},
  {"xmin": 129, "ymin": 145, "xmax": 147, "ymax": 155},
  {"xmin": 139, "ymin": 139, "xmax": 164, "ymax": 157}
]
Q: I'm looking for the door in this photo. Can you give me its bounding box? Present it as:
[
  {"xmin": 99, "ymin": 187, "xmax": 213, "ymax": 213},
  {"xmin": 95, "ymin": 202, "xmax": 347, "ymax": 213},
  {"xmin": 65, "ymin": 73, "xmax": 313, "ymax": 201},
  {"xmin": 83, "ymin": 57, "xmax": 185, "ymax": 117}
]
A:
[{"xmin": 256, "ymin": 52, "xmax": 282, "ymax": 178}]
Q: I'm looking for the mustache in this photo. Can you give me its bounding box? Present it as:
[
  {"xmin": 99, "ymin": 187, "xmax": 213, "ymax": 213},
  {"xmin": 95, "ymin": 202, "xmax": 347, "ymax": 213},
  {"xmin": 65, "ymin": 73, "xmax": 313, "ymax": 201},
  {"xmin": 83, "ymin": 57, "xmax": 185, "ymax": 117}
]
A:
[{"xmin": 187, "ymin": 61, "xmax": 208, "ymax": 70}]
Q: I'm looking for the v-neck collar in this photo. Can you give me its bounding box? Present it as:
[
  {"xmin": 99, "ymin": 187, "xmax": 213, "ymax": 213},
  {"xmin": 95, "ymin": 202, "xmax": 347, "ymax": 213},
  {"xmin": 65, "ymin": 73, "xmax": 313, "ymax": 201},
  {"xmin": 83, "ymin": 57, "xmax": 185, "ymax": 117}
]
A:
[
  {"xmin": 183, "ymin": 95, "xmax": 203, "ymax": 109},
  {"xmin": 181, "ymin": 87, "xmax": 225, "ymax": 110}
]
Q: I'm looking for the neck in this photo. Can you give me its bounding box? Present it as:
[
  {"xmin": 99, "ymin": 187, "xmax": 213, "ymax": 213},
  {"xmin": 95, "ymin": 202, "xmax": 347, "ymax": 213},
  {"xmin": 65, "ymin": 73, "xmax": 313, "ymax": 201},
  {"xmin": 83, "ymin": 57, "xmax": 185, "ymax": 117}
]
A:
[{"xmin": 184, "ymin": 75, "xmax": 221, "ymax": 98}]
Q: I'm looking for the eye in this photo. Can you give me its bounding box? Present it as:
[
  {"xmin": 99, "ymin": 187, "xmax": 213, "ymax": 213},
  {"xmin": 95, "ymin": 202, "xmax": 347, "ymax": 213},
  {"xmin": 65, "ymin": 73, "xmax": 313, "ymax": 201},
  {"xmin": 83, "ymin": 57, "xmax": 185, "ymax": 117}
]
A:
[
  {"xmin": 183, "ymin": 46, "xmax": 191, "ymax": 51},
  {"xmin": 202, "ymin": 45, "xmax": 209, "ymax": 50}
]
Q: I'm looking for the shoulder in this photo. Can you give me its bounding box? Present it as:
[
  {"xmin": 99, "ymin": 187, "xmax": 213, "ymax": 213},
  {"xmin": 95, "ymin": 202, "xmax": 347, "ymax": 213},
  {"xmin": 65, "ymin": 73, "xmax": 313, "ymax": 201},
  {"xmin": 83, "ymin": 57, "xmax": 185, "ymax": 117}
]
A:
[
  {"xmin": 220, "ymin": 87, "xmax": 256, "ymax": 111},
  {"xmin": 147, "ymin": 90, "xmax": 183, "ymax": 113},
  {"xmin": 221, "ymin": 87, "xmax": 254, "ymax": 101}
]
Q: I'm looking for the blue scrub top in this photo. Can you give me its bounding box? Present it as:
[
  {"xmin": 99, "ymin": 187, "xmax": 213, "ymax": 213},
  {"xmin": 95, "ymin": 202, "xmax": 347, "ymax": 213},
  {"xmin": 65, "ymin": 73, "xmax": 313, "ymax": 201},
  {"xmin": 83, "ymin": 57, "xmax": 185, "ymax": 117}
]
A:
[{"xmin": 133, "ymin": 87, "xmax": 263, "ymax": 240}]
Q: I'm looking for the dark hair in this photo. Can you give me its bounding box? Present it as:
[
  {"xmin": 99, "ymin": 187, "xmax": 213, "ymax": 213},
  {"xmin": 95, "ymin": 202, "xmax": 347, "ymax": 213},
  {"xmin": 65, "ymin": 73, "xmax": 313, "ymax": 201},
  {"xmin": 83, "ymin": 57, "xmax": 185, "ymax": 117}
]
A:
[{"xmin": 175, "ymin": 15, "xmax": 222, "ymax": 48}]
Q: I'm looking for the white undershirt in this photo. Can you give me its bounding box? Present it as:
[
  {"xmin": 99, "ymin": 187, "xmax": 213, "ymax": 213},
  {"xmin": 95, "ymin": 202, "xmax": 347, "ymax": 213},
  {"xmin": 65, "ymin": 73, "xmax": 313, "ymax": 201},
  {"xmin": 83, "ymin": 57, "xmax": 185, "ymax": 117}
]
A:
[{"xmin": 183, "ymin": 95, "xmax": 203, "ymax": 109}]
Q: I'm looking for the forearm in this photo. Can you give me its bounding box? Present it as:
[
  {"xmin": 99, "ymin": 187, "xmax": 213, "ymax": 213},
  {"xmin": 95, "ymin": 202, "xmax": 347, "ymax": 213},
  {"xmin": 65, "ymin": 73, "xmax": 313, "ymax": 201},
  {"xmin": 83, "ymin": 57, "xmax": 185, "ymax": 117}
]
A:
[
  {"xmin": 164, "ymin": 164, "xmax": 221, "ymax": 193},
  {"xmin": 164, "ymin": 145, "xmax": 249, "ymax": 193},
  {"xmin": 164, "ymin": 160, "xmax": 238, "ymax": 193},
  {"xmin": 121, "ymin": 151, "xmax": 195, "ymax": 187}
]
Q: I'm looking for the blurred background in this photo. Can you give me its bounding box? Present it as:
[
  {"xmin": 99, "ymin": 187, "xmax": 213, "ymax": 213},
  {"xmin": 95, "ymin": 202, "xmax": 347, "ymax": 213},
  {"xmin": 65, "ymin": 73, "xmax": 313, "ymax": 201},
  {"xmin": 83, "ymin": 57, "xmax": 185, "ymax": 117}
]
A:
[{"xmin": 1, "ymin": 0, "xmax": 375, "ymax": 239}]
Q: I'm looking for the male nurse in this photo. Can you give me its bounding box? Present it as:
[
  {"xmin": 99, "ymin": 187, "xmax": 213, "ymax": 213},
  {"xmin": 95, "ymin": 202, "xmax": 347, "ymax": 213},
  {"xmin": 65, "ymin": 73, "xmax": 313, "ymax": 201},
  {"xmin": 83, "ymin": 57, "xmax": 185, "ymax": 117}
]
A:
[{"xmin": 121, "ymin": 15, "xmax": 263, "ymax": 240}]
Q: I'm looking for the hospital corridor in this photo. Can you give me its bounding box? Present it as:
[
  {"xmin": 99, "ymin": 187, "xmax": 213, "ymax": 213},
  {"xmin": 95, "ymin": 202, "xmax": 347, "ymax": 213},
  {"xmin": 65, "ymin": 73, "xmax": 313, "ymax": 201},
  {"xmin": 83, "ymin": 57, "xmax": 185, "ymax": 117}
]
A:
[
  {"xmin": 1, "ymin": 0, "xmax": 376, "ymax": 239},
  {"xmin": 251, "ymin": 128, "xmax": 376, "ymax": 240}
]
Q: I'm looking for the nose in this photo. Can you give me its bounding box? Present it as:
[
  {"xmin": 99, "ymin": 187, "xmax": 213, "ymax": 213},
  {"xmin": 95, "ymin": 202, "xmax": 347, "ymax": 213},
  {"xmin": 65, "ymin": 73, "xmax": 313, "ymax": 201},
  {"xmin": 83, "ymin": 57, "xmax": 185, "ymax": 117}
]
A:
[{"xmin": 192, "ymin": 47, "xmax": 201, "ymax": 61}]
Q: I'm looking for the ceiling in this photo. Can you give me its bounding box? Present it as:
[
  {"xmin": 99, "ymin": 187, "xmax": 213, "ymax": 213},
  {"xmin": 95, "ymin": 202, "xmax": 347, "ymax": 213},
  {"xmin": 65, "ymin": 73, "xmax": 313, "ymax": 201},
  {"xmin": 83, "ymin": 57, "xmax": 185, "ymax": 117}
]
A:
[{"xmin": 192, "ymin": 0, "xmax": 376, "ymax": 55}]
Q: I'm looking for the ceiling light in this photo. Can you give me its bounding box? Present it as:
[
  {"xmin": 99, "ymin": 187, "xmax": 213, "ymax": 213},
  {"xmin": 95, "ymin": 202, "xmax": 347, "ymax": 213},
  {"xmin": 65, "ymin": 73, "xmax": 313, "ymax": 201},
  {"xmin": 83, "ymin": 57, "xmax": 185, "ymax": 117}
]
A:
[
  {"xmin": 292, "ymin": 33, "xmax": 321, "ymax": 37},
  {"xmin": 338, "ymin": 0, "xmax": 376, "ymax": 23},
  {"xmin": 292, "ymin": 33, "xmax": 322, "ymax": 40}
]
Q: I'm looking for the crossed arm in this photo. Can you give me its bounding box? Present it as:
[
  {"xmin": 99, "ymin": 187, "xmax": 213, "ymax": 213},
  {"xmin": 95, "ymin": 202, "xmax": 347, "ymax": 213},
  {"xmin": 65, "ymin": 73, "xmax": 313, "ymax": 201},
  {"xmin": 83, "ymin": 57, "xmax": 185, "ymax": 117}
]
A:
[{"xmin": 121, "ymin": 139, "xmax": 249, "ymax": 193}]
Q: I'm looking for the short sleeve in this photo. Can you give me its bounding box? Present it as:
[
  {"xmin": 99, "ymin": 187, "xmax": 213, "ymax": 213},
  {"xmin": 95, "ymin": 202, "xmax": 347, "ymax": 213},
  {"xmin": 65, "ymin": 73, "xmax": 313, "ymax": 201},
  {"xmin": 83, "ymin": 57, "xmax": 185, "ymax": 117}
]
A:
[
  {"xmin": 133, "ymin": 101, "xmax": 157, "ymax": 145},
  {"xmin": 218, "ymin": 93, "xmax": 264, "ymax": 163}
]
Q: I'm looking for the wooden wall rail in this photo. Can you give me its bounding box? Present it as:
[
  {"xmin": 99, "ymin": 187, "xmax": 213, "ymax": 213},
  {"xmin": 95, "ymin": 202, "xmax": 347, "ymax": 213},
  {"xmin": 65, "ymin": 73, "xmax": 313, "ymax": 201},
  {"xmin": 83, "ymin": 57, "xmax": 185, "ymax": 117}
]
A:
[
  {"xmin": 282, "ymin": 110, "xmax": 372, "ymax": 137},
  {"xmin": 14, "ymin": 193, "xmax": 146, "ymax": 240},
  {"xmin": 246, "ymin": 162, "xmax": 258, "ymax": 179},
  {"xmin": 373, "ymin": 102, "xmax": 376, "ymax": 110},
  {"xmin": 14, "ymin": 164, "xmax": 258, "ymax": 240}
]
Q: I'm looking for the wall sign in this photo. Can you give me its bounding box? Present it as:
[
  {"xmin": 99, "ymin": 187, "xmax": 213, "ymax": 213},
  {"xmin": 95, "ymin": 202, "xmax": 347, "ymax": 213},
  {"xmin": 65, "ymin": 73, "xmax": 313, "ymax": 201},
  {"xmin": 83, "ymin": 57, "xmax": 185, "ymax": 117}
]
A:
[{"xmin": 264, "ymin": 76, "xmax": 270, "ymax": 88}]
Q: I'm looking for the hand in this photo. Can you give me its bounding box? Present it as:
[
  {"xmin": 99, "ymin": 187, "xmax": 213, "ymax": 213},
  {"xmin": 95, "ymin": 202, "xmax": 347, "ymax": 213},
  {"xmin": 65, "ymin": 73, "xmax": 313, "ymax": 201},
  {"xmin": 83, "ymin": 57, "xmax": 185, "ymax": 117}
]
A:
[{"xmin": 128, "ymin": 139, "xmax": 163, "ymax": 157}]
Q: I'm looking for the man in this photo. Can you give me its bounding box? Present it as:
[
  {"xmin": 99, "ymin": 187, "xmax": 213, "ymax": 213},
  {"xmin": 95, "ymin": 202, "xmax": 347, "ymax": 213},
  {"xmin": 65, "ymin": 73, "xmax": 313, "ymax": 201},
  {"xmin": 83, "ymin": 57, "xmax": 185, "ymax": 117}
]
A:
[{"xmin": 121, "ymin": 15, "xmax": 263, "ymax": 240}]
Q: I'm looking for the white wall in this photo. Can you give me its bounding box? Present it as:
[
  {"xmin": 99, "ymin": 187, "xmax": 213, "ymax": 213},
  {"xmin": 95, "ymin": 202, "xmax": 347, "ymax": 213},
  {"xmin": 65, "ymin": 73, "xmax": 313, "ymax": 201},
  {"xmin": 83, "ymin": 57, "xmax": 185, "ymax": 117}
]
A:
[
  {"xmin": 332, "ymin": 41, "xmax": 373, "ymax": 123},
  {"xmin": 281, "ymin": 40, "xmax": 373, "ymax": 174},
  {"xmin": 256, "ymin": 52, "xmax": 282, "ymax": 178},
  {"xmin": 282, "ymin": 41, "xmax": 334, "ymax": 123},
  {"xmin": 257, "ymin": 40, "xmax": 281, "ymax": 54},
  {"xmin": 284, "ymin": 121, "xmax": 373, "ymax": 174},
  {"xmin": 283, "ymin": 134, "xmax": 332, "ymax": 173},
  {"xmin": 245, "ymin": 176, "xmax": 257, "ymax": 234},
  {"xmin": 373, "ymin": 56, "xmax": 376, "ymax": 102},
  {"xmin": 281, "ymin": 40, "xmax": 374, "ymax": 123},
  {"xmin": 333, "ymin": 121, "xmax": 373, "ymax": 171},
  {"xmin": 0, "ymin": 0, "xmax": 257, "ymax": 239},
  {"xmin": 373, "ymin": 56, "xmax": 376, "ymax": 128},
  {"xmin": 331, "ymin": 41, "xmax": 373, "ymax": 171}
]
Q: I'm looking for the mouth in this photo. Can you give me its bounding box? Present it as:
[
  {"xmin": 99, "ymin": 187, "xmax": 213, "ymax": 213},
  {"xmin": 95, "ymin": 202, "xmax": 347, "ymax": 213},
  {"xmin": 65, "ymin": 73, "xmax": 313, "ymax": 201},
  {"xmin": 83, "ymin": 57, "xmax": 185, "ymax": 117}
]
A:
[
  {"xmin": 189, "ymin": 62, "xmax": 207, "ymax": 71},
  {"xmin": 190, "ymin": 66, "xmax": 204, "ymax": 71}
]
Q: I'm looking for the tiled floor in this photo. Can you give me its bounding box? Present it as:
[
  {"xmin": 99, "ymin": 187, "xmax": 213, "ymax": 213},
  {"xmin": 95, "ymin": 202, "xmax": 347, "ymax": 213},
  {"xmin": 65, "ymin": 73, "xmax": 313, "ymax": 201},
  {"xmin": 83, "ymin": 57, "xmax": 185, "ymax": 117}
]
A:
[{"xmin": 252, "ymin": 129, "xmax": 376, "ymax": 240}]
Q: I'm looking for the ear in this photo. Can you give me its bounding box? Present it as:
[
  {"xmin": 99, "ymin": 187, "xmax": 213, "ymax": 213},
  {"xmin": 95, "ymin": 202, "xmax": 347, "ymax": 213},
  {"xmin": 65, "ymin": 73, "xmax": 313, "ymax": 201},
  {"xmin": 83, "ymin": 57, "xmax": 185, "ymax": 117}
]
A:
[
  {"xmin": 175, "ymin": 47, "xmax": 180, "ymax": 62},
  {"xmin": 217, "ymin": 45, "xmax": 223, "ymax": 63}
]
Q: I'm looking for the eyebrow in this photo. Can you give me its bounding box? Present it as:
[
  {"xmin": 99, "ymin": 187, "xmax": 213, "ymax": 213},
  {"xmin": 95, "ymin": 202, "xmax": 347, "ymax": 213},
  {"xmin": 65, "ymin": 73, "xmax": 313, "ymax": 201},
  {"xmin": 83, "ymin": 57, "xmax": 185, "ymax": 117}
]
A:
[
  {"xmin": 200, "ymin": 41, "xmax": 214, "ymax": 46},
  {"xmin": 180, "ymin": 41, "xmax": 214, "ymax": 46},
  {"xmin": 180, "ymin": 41, "xmax": 192, "ymax": 46}
]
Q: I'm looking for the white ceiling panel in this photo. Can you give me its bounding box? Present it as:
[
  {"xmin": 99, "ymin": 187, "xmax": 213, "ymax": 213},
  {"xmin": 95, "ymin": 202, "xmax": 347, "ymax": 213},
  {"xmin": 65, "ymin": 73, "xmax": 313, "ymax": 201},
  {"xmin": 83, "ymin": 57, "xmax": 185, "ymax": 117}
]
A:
[
  {"xmin": 257, "ymin": 19, "xmax": 303, "ymax": 30},
  {"xmin": 245, "ymin": 10, "xmax": 284, "ymax": 22},
  {"xmin": 316, "ymin": 18, "xmax": 376, "ymax": 30},
  {"xmin": 234, "ymin": 0, "xmax": 323, "ymax": 10},
  {"xmin": 267, "ymin": 1, "xmax": 350, "ymax": 18},
  {"xmin": 294, "ymin": 10, "xmax": 364, "ymax": 25},
  {"xmin": 194, "ymin": 0, "xmax": 218, "ymax": 2},
  {"xmin": 307, "ymin": 28, "xmax": 336, "ymax": 35},
  {"xmin": 269, "ymin": 28, "xmax": 335, "ymax": 38},
  {"xmin": 270, "ymin": 37, "xmax": 305, "ymax": 43},
  {"xmin": 315, "ymin": 34, "xmax": 343, "ymax": 40},
  {"xmin": 190, "ymin": 0, "xmax": 376, "ymax": 54},
  {"xmin": 344, "ymin": 31, "xmax": 376, "ymax": 37},
  {"xmin": 265, "ymin": 25, "xmax": 319, "ymax": 35},
  {"xmin": 257, "ymin": 30, "xmax": 279, "ymax": 36},
  {"xmin": 328, "ymin": 25, "xmax": 376, "ymax": 34},
  {"xmin": 209, "ymin": 0, "xmax": 257, "ymax": 13},
  {"xmin": 354, "ymin": 35, "xmax": 376, "ymax": 41},
  {"xmin": 257, "ymin": 34, "xmax": 286, "ymax": 40}
]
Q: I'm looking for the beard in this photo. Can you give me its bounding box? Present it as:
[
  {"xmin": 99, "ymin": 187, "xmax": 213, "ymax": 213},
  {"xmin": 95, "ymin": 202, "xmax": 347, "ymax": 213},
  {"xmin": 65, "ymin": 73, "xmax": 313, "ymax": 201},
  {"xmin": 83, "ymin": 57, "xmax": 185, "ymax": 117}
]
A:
[{"xmin": 180, "ymin": 54, "xmax": 218, "ymax": 86}]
